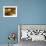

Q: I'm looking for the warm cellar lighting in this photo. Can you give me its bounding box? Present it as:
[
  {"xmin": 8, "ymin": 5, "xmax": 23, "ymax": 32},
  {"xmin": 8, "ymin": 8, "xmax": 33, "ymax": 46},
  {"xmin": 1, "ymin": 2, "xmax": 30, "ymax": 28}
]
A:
[{"xmin": 5, "ymin": 8, "xmax": 16, "ymax": 16}]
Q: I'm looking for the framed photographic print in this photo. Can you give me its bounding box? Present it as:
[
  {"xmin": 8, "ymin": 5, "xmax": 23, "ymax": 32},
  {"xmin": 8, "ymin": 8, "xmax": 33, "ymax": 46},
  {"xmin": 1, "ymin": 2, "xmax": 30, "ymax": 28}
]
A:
[
  {"xmin": 3, "ymin": 6, "xmax": 17, "ymax": 17},
  {"xmin": 18, "ymin": 24, "xmax": 46, "ymax": 42}
]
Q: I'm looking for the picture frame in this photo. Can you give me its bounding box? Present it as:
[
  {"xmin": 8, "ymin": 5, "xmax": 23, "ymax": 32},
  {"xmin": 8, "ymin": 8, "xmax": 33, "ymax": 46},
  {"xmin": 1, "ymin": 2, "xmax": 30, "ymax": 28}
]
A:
[
  {"xmin": 18, "ymin": 24, "xmax": 46, "ymax": 42},
  {"xmin": 3, "ymin": 6, "xmax": 17, "ymax": 17}
]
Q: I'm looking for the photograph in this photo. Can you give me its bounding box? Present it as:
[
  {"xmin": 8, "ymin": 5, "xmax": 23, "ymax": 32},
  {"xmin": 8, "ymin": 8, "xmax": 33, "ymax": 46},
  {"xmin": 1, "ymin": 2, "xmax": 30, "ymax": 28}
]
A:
[
  {"xmin": 18, "ymin": 24, "xmax": 46, "ymax": 46},
  {"xmin": 3, "ymin": 6, "xmax": 17, "ymax": 17}
]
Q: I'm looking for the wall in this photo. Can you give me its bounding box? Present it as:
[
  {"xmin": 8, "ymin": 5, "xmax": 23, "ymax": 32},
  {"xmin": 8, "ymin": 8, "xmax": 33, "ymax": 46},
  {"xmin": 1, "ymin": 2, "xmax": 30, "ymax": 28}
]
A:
[{"xmin": 0, "ymin": 0, "xmax": 46, "ymax": 44}]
